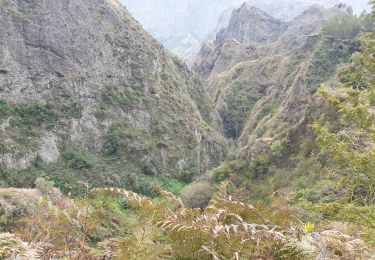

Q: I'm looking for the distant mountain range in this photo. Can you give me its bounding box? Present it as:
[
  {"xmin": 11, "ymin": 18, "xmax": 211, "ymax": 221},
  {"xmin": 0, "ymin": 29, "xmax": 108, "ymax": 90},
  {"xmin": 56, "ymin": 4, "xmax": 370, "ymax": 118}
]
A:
[{"xmin": 121, "ymin": 0, "xmax": 370, "ymax": 66}]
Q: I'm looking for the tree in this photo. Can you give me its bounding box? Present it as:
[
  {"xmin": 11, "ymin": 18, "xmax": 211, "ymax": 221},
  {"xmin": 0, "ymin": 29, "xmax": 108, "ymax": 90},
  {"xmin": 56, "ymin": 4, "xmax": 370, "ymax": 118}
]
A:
[{"xmin": 314, "ymin": 17, "xmax": 375, "ymax": 206}]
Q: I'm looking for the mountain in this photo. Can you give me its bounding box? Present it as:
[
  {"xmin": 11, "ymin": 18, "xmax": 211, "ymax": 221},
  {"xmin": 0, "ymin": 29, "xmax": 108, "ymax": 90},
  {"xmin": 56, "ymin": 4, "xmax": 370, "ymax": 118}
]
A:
[
  {"xmin": 192, "ymin": 2, "xmax": 371, "ymax": 192},
  {"xmin": 121, "ymin": 0, "xmax": 370, "ymax": 66},
  {"xmin": 0, "ymin": 1, "xmax": 374, "ymax": 258},
  {"xmin": 0, "ymin": 0, "xmax": 227, "ymax": 194}
]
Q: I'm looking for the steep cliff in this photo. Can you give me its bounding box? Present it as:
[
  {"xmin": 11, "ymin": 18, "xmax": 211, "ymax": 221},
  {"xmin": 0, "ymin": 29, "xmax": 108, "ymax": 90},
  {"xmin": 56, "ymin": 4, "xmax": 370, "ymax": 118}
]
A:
[
  {"xmin": 191, "ymin": 3, "xmax": 371, "ymax": 198},
  {"xmin": 0, "ymin": 0, "xmax": 227, "ymax": 193},
  {"xmin": 193, "ymin": 4, "xmax": 357, "ymax": 139}
]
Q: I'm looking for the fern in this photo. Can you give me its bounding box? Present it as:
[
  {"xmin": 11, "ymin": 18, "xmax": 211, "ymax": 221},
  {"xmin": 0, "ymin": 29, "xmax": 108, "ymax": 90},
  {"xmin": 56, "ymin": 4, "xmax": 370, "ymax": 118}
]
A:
[
  {"xmin": 0, "ymin": 233, "xmax": 27, "ymax": 259},
  {"xmin": 93, "ymin": 183, "xmax": 308, "ymax": 259}
]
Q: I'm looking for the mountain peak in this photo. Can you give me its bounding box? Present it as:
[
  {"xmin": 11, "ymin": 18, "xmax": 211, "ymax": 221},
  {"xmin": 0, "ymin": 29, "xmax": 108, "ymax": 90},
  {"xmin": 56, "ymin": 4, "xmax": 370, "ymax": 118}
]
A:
[{"xmin": 215, "ymin": 4, "xmax": 286, "ymax": 45}]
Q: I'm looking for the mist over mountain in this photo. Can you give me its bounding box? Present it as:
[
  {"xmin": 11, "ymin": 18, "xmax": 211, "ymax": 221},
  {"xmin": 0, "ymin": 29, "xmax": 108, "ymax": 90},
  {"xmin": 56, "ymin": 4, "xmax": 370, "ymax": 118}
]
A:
[{"xmin": 121, "ymin": 0, "xmax": 370, "ymax": 65}]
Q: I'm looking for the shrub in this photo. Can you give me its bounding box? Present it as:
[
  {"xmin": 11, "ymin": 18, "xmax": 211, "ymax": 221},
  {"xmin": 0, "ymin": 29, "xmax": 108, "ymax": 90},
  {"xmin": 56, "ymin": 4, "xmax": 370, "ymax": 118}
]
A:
[
  {"xmin": 62, "ymin": 146, "xmax": 95, "ymax": 170},
  {"xmin": 34, "ymin": 177, "xmax": 55, "ymax": 193},
  {"xmin": 104, "ymin": 130, "xmax": 120, "ymax": 155},
  {"xmin": 0, "ymin": 140, "xmax": 9, "ymax": 154},
  {"xmin": 176, "ymin": 164, "xmax": 199, "ymax": 183},
  {"xmin": 142, "ymin": 161, "xmax": 158, "ymax": 176},
  {"xmin": 250, "ymin": 155, "xmax": 271, "ymax": 178},
  {"xmin": 270, "ymin": 139, "xmax": 290, "ymax": 158},
  {"xmin": 181, "ymin": 181, "xmax": 213, "ymax": 208},
  {"xmin": 0, "ymin": 100, "xmax": 11, "ymax": 119},
  {"xmin": 256, "ymin": 101, "xmax": 279, "ymax": 121}
]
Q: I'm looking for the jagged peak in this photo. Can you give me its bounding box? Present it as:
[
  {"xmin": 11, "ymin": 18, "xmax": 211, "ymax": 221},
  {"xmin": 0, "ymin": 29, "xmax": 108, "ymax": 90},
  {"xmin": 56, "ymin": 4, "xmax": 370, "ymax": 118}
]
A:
[
  {"xmin": 234, "ymin": 3, "xmax": 281, "ymax": 22},
  {"xmin": 299, "ymin": 4, "xmax": 326, "ymax": 15},
  {"xmin": 214, "ymin": 3, "xmax": 285, "ymax": 45}
]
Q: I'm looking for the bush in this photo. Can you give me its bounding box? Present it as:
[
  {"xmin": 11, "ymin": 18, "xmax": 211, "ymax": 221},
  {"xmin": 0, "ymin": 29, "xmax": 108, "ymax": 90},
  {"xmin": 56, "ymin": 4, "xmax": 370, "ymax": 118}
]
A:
[
  {"xmin": 181, "ymin": 181, "xmax": 213, "ymax": 209},
  {"xmin": 104, "ymin": 130, "xmax": 120, "ymax": 155},
  {"xmin": 62, "ymin": 146, "xmax": 95, "ymax": 170},
  {"xmin": 34, "ymin": 177, "xmax": 55, "ymax": 193},
  {"xmin": 0, "ymin": 100, "xmax": 11, "ymax": 119},
  {"xmin": 270, "ymin": 139, "xmax": 290, "ymax": 158},
  {"xmin": 212, "ymin": 162, "xmax": 233, "ymax": 182},
  {"xmin": 176, "ymin": 165, "xmax": 199, "ymax": 183},
  {"xmin": 0, "ymin": 140, "xmax": 9, "ymax": 154},
  {"xmin": 256, "ymin": 101, "xmax": 279, "ymax": 121},
  {"xmin": 142, "ymin": 161, "xmax": 158, "ymax": 176},
  {"xmin": 250, "ymin": 155, "xmax": 271, "ymax": 178}
]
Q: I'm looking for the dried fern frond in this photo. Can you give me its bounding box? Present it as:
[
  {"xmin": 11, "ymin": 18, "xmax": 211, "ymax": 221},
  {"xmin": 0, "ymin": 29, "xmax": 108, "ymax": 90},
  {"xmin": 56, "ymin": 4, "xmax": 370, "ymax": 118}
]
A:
[
  {"xmin": 0, "ymin": 233, "xmax": 27, "ymax": 259},
  {"xmin": 115, "ymin": 223, "xmax": 172, "ymax": 260},
  {"xmin": 153, "ymin": 188, "xmax": 185, "ymax": 209},
  {"xmin": 91, "ymin": 188, "xmax": 155, "ymax": 209}
]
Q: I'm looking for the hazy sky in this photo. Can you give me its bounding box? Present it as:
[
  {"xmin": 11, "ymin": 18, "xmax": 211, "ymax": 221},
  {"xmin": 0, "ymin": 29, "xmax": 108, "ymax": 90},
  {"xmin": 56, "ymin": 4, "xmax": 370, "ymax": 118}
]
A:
[
  {"xmin": 304, "ymin": 0, "xmax": 371, "ymax": 13},
  {"xmin": 121, "ymin": 0, "xmax": 372, "ymax": 63}
]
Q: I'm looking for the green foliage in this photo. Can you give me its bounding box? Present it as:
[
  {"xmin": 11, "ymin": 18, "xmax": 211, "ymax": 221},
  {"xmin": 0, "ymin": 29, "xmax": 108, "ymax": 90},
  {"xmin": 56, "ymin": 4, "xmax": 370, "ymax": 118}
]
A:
[
  {"xmin": 12, "ymin": 99, "xmax": 58, "ymax": 127},
  {"xmin": 160, "ymin": 178, "xmax": 186, "ymax": 196},
  {"xmin": 314, "ymin": 30, "xmax": 375, "ymax": 206},
  {"xmin": 0, "ymin": 100, "xmax": 11, "ymax": 120},
  {"xmin": 224, "ymin": 80, "xmax": 261, "ymax": 138},
  {"xmin": 256, "ymin": 101, "xmax": 279, "ymax": 121},
  {"xmin": 0, "ymin": 139, "xmax": 9, "ymax": 154},
  {"xmin": 212, "ymin": 160, "xmax": 238, "ymax": 182},
  {"xmin": 250, "ymin": 155, "xmax": 271, "ymax": 178},
  {"xmin": 0, "ymin": 98, "xmax": 83, "ymax": 152},
  {"xmin": 104, "ymin": 119, "xmax": 165, "ymax": 162},
  {"xmin": 271, "ymin": 138, "xmax": 290, "ymax": 158},
  {"xmin": 104, "ymin": 128, "xmax": 120, "ymax": 155},
  {"xmin": 300, "ymin": 202, "xmax": 375, "ymax": 245},
  {"xmin": 321, "ymin": 15, "xmax": 373, "ymax": 39},
  {"xmin": 62, "ymin": 145, "xmax": 96, "ymax": 170},
  {"xmin": 181, "ymin": 181, "xmax": 213, "ymax": 208},
  {"xmin": 175, "ymin": 164, "xmax": 199, "ymax": 183},
  {"xmin": 34, "ymin": 177, "xmax": 54, "ymax": 193},
  {"xmin": 305, "ymin": 39, "xmax": 354, "ymax": 93},
  {"xmin": 142, "ymin": 161, "xmax": 158, "ymax": 176},
  {"xmin": 102, "ymin": 85, "xmax": 150, "ymax": 109}
]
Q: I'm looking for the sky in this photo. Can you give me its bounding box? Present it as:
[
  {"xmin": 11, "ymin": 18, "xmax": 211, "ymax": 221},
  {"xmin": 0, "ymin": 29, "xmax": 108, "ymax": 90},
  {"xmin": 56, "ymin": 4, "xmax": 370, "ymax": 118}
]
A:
[{"xmin": 121, "ymin": 0, "xmax": 372, "ymax": 64}]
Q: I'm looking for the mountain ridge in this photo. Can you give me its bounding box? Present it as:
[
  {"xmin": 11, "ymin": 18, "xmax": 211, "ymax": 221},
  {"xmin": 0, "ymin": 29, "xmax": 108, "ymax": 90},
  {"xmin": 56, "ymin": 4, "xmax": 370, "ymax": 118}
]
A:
[{"xmin": 0, "ymin": 0, "xmax": 227, "ymax": 194}]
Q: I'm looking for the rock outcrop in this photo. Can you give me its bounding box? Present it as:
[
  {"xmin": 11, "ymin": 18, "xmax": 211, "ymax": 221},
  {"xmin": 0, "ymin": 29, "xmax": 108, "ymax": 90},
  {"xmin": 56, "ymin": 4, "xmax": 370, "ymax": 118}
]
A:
[{"xmin": 0, "ymin": 0, "xmax": 227, "ymax": 185}]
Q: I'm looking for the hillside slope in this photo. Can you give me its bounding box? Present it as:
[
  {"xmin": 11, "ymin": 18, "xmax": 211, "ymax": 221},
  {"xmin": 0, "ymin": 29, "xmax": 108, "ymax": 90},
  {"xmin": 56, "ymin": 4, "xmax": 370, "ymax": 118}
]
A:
[
  {"xmin": 191, "ymin": 3, "xmax": 371, "ymax": 196},
  {"xmin": 0, "ymin": 0, "xmax": 227, "ymax": 194}
]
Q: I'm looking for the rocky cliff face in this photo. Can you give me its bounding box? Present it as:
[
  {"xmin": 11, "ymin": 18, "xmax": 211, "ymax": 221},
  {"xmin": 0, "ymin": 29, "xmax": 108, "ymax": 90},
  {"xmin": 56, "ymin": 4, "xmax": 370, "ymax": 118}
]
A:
[
  {"xmin": 215, "ymin": 5, "xmax": 287, "ymax": 45},
  {"xmin": 0, "ymin": 0, "xmax": 227, "ymax": 190},
  {"xmin": 193, "ymin": 3, "xmax": 358, "ymax": 149}
]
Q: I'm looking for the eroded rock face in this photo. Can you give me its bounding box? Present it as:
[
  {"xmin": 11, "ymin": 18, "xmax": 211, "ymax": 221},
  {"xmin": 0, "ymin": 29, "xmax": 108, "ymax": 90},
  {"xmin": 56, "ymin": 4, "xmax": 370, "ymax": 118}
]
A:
[
  {"xmin": 215, "ymin": 4, "xmax": 287, "ymax": 45},
  {"xmin": 193, "ymin": 3, "xmax": 358, "ymax": 152},
  {"xmin": 38, "ymin": 133, "xmax": 60, "ymax": 164},
  {"xmin": 0, "ymin": 0, "xmax": 227, "ymax": 176},
  {"xmin": 193, "ymin": 4, "xmax": 353, "ymax": 77}
]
